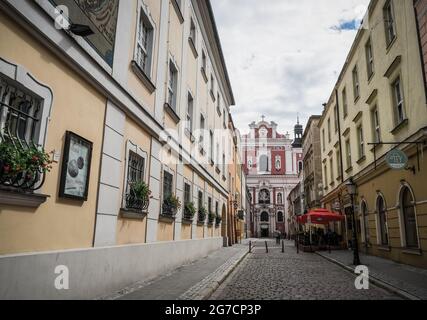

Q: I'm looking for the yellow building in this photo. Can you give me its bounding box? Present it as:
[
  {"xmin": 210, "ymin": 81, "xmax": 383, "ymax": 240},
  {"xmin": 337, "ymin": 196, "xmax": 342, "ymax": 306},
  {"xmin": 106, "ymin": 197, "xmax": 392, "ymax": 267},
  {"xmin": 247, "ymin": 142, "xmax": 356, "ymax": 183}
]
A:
[
  {"xmin": 319, "ymin": 0, "xmax": 427, "ymax": 268},
  {"xmin": 0, "ymin": 0, "xmax": 243, "ymax": 299}
]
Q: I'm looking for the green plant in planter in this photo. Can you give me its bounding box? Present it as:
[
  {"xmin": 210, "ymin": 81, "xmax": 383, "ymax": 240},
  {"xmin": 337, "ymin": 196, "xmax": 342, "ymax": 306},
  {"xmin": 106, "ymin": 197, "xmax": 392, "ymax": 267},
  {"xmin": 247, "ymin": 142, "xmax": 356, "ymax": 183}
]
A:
[
  {"xmin": 163, "ymin": 194, "xmax": 182, "ymax": 215},
  {"xmin": 208, "ymin": 212, "xmax": 216, "ymax": 223},
  {"xmin": 198, "ymin": 206, "xmax": 207, "ymax": 222},
  {"xmin": 130, "ymin": 180, "xmax": 151, "ymax": 201},
  {"xmin": 215, "ymin": 214, "xmax": 222, "ymax": 225},
  {"xmin": 184, "ymin": 202, "xmax": 196, "ymax": 219}
]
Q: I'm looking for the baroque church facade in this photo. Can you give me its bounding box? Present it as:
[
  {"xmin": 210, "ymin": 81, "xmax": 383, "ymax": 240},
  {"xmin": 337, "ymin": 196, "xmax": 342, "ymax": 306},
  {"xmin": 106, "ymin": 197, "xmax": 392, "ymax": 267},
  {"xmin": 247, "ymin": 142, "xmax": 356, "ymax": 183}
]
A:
[{"xmin": 242, "ymin": 117, "xmax": 303, "ymax": 238}]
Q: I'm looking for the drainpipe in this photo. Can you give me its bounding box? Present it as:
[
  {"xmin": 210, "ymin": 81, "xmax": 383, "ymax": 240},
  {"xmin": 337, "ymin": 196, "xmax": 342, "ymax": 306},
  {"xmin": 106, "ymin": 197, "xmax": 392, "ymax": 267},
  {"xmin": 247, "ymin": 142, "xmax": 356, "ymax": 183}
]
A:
[{"xmin": 335, "ymin": 89, "xmax": 344, "ymax": 183}]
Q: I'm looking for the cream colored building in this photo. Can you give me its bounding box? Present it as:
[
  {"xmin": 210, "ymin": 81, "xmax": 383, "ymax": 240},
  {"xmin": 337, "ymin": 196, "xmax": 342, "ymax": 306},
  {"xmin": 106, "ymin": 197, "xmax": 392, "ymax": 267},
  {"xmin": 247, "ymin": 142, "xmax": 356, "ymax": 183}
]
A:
[
  {"xmin": 319, "ymin": 0, "xmax": 427, "ymax": 268},
  {"xmin": 0, "ymin": 0, "xmax": 243, "ymax": 299}
]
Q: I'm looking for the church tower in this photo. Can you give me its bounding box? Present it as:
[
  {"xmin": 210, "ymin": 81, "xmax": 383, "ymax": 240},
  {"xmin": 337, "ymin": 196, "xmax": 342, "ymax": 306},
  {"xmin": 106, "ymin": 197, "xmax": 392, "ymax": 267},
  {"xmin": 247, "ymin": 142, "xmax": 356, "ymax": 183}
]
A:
[{"xmin": 292, "ymin": 116, "xmax": 303, "ymax": 148}]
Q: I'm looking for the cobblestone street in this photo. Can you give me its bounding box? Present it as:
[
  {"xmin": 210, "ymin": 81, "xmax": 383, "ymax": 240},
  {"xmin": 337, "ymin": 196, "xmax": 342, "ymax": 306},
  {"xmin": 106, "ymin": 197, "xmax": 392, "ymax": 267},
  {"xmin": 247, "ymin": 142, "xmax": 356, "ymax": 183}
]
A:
[{"xmin": 210, "ymin": 240, "xmax": 401, "ymax": 300}]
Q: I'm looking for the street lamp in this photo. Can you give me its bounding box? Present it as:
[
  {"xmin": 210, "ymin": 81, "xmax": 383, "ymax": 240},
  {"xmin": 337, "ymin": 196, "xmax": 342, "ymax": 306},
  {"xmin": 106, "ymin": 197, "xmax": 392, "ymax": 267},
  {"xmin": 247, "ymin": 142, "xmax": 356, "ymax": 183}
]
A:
[{"xmin": 346, "ymin": 177, "xmax": 361, "ymax": 266}]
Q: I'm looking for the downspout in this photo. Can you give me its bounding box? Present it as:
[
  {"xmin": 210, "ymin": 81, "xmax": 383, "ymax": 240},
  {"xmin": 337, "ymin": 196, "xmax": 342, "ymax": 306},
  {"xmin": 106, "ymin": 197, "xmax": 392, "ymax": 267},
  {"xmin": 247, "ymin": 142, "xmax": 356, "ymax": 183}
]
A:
[{"xmin": 335, "ymin": 89, "xmax": 344, "ymax": 183}]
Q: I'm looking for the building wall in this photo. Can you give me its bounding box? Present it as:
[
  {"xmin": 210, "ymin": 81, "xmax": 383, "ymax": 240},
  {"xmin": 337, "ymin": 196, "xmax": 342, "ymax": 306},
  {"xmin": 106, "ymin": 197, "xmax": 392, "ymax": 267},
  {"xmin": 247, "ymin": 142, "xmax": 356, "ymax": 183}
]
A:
[{"xmin": 0, "ymin": 12, "xmax": 105, "ymax": 254}]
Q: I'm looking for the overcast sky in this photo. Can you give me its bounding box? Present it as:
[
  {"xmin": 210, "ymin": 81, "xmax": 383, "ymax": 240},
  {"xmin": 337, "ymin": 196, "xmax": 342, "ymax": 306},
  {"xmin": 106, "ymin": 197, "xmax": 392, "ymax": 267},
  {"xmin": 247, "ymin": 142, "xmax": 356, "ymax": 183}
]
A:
[{"xmin": 211, "ymin": 0, "xmax": 370, "ymax": 135}]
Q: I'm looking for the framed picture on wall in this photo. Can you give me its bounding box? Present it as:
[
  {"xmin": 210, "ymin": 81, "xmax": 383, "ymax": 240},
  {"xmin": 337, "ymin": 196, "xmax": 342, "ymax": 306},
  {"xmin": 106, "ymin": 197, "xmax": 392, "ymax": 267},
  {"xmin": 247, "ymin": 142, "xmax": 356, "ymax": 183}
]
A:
[{"xmin": 59, "ymin": 131, "xmax": 93, "ymax": 201}]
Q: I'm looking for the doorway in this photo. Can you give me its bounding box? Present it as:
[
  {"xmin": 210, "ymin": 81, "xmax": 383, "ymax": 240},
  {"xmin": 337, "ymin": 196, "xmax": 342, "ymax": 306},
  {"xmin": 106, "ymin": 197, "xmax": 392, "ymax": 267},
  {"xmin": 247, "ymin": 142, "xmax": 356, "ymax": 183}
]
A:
[{"xmin": 261, "ymin": 226, "xmax": 269, "ymax": 238}]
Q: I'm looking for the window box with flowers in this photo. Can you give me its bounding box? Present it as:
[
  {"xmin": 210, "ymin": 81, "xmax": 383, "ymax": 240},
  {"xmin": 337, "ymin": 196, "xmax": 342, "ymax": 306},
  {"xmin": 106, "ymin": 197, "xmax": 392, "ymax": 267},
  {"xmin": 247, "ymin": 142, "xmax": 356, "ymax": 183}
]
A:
[
  {"xmin": 215, "ymin": 214, "xmax": 222, "ymax": 228},
  {"xmin": 161, "ymin": 194, "xmax": 181, "ymax": 222},
  {"xmin": 183, "ymin": 201, "xmax": 196, "ymax": 224},
  {"xmin": 0, "ymin": 140, "xmax": 52, "ymax": 208},
  {"xmin": 121, "ymin": 181, "xmax": 151, "ymax": 219},
  {"xmin": 197, "ymin": 206, "xmax": 207, "ymax": 225},
  {"xmin": 208, "ymin": 212, "xmax": 215, "ymax": 225}
]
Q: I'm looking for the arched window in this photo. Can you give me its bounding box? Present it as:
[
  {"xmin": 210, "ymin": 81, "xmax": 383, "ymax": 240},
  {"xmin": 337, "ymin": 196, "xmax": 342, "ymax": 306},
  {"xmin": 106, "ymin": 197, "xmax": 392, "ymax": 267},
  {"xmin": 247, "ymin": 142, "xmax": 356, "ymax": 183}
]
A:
[
  {"xmin": 277, "ymin": 211, "xmax": 284, "ymax": 222},
  {"xmin": 259, "ymin": 189, "xmax": 270, "ymax": 204},
  {"xmin": 277, "ymin": 193, "xmax": 283, "ymax": 204},
  {"xmin": 361, "ymin": 201, "xmax": 369, "ymax": 244},
  {"xmin": 401, "ymin": 187, "xmax": 418, "ymax": 248},
  {"xmin": 259, "ymin": 155, "xmax": 269, "ymax": 172},
  {"xmin": 377, "ymin": 196, "xmax": 388, "ymax": 246},
  {"xmin": 261, "ymin": 212, "xmax": 269, "ymax": 222}
]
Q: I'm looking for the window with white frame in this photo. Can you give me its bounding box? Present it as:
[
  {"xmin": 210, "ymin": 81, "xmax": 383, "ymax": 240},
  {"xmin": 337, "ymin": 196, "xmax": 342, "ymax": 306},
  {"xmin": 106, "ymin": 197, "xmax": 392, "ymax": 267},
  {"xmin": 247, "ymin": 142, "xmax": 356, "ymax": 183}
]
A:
[
  {"xmin": 202, "ymin": 50, "xmax": 207, "ymax": 72},
  {"xmin": 365, "ymin": 38, "xmax": 374, "ymax": 79},
  {"xmin": 371, "ymin": 106, "xmax": 381, "ymax": 143},
  {"xmin": 342, "ymin": 87, "xmax": 348, "ymax": 118},
  {"xmin": 345, "ymin": 139, "xmax": 352, "ymax": 169},
  {"xmin": 357, "ymin": 125, "xmax": 365, "ymax": 159},
  {"xmin": 135, "ymin": 5, "xmax": 154, "ymax": 76},
  {"xmin": 392, "ymin": 77, "xmax": 405, "ymax": 125},
  {"xmin": 329, "ymin": 157, "xmax": 334, "ymax": 182},
  {"xmin": 199, "ymin": 114, "xmax": 205, "ymax": 144},
  {"xmin": 384, "ymin": 0, "xmax": 396, "ymax": 46},
  {"xmin": 352, "ymin": 65, "xmax": 360, "ymax": 100},
  {"xmin": 189, "ymin": 18, "xmax": 196, "ymax": 45},
  {"xmin": 211, "ymin": 74, "xmax": 215, "ymax": 94},
  {"xmin": 186, "ymin": 92, "xmax": 193, "ymax": 133},
  {"xmin": 184, "ymin": 182, "xmax": 191, "ymax": 205},
  {"xmin": 168, "ymin": 61, "xmax": 178, "ymax": 111},
  {"xmin": 327, "ymin": 118, "xmax": 331, "ymax": 142}
]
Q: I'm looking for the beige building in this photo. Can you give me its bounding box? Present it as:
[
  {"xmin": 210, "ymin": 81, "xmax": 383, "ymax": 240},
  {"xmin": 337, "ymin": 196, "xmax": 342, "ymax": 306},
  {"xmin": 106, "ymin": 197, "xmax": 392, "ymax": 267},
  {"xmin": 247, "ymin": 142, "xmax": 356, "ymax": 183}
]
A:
[
  {"xmin": 319, "ymin": 0, "xmax": 427, "ymax": 268},
  {"xmin": 0, "ymin": 0, "xmax": 244, "ymax": 299}
]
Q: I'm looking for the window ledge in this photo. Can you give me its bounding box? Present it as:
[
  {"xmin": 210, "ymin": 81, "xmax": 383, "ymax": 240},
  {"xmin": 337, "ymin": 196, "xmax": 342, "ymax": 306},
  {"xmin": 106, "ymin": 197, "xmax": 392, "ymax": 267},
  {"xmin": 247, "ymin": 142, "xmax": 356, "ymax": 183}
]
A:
[
  {"xmin": 188, "ymin": 38, "xmax": 198, "ymax": 58},
  {"xmin": 216, "ymin": 106, "xmax": 222, "ymax": 117},
  {"xmin": 120, "ymin": 208, "xmax": 147, "ymax": 220},
  {"xmin": 222, "ymin": 175, "xmax": 227, "ymax": 181},
  {"xmin": 215, "ymin": 166, "xmax": 221, "ymax": 174},
  {"xmin": 402, "ymin": 248, "xmax": 422, "ymax": 256},
  {"xmin": 131, "ymin": 61, "xmax": 156, "ymax": 94},
  {"xmin": 197, "ymin": 221, "xmax": 205, "ymax": 227},
  {"xmin": 201, "ymin": 68, "xmax": 208, "ymax": 83},
  {"xmin": 345, "ymin": 166, "xmax": 353, "ymax": 174},
  {"xmin": 336, "ymin": 175, "xmax": 342, "ymax": 182},
  {"xmin": 210, "ymin": 90, "xmax": 216, "ymax": 102},
  {"xmin": 171, "ymin": 0, "xmax": 184, "ymax": 24},
  {"xmin": 0, "ymin": 189, "xmax": 49, "ymax": 208},
  {"xmin": 367, "ymin": 72, "xmax": 375, "ymax": 84},
  {"xmin": 356, "ymin": 155, "xmax": 366, "ymax": 165},
  {"xmin": 354, "ymin": 95, "xmax": 360, "ymax": 104},
  {"xmin": 390, "ymin": 119, "xmax": 409, "ymax": 135},
  {"xmin": 377, "ymin": 245, "xmax": 391, "ymax": 252},
  {"xmin": 159, "ymin": 214, "xmax": 176, "ymax": 223},
  {"xmin": 386, "ymin": 36, "xmax": 397, "ymax": 54},
  {"xmin": 209, "ymin": 158, "xmax": 215, "ymax": 166},
  {"xmin": 182, "ymin": 218, "xmax": 193, "ymax": 225},
  {"xmin": 164, "ymin": 103, "xmax": 180, "ymax": 124}
]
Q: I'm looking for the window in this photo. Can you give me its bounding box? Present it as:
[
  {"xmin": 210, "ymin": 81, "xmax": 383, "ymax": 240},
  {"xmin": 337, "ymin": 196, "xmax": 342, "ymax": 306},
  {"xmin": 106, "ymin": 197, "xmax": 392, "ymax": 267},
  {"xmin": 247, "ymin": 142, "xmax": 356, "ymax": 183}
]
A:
[
  {"xmin": 0, "ymin": 77, "xmax": 42, "ymax": 144},
  {"xmin": 384, "ymin": 0, "xmax": 396, "ymax": 46},
  {"xmin": 189, "ymin": 18, "xmax": 196, "ymax": 44},
  {"xmin": 202, "ymin": 50, "xmax": 207, "ymax": 72},
  {"xmin": 184, "ymin": 182, "xmax": 191, "ymax": 205},
  {"xmin": 215, "ymin": 201, "xmax": 219, "ymax": 216},
  {"xmin": 125, "ymin": 150, "xmax": 146, "ymax": 210},
  {"xmin": 322, "ymin": 129, "xmax": 325, "ymax": 151},
  {"xmin": 163, "ymin": 170, "xmax": 173, "ymax": 205},
  {"xmin": 198, "ymin": 190, "xmax": 203, "ymax": 210},
  {"xmin": 168, "ymin": 61, "xmax": 178, "ymax": 110},
  {"xmin": 277, "ymin": 193, "xmax": 283, "ymax": 205},
  {"xmin": 361, "ymin": 201, "xmax": 370, "ymax": 244},
  {"xmin": 135, "ymin": 7, "xmax": 154, "ymax": 76},
  {"xmin": 377, "ymin": 196, "xmax": 388, "ymax": 246},
  {"xmin": 371, "ymin": 107, "xmax": 381, "ymax": 143},
  {"xmin": 342, "ymin": 88, "xmax": 348, "ymax": 118},
  {"xmin": 324, "ymin": 164, "xmax": 328, "ymax": 187},
  {"xmin": 327, "ymin": 118, "xmax": 331, "ymax": 142},
  {"xmin": 298, "ymin": 161, "xmax": 303, "ymax": 173},
  {"xmin": 329, "ymin": 157, "xmax": 334, "ymax": 182},
  {"xmin": 345, "ymin": 139, "xmax": 352, "ymax": 169},
  {"xmin": 334, "ymin": 105, "xmax": 338, "ymax": 133},
  {"xmin": 210, "ymin": 74, "xmax": 215, "ymax": 93},
  {"xmin": 401, "ymin": 187, "xmax": 419, "ymax": 248},
  {"xmin": 186, "ymin": 93, "xmax": 193, "ymax": 133},
  {"xmin": 261, "ymin": 212, "xmax": 269, "ymax": 222},
  {"xmin": 352, "ymin": 65, "xmax": 360, "ymax": 100},
  {"xmin": 199, "ymin": 115, "xmax": 205, "ymax": 144},
  {"xmin": 208, "ymin": 196, "xmax": 212, "ymax": 214},
  {"xmin": 259, "ymin": 189, "xmax": 270, "ymax": 205},
  {"xmin": 222, "ymin": 153, "xmax": 226, "ymax": 175},
  {"xmin": 392, "ymin": 77, "xmax": 405, "ymax": 125},
  {"xmin": 277, "ymin": 212, "xmax": 284, "ymax": 222},
  {"xmin": 336, "ymin": 149, "xmax": 341, "ymax": 178},
  {"xmin": 259, "ymin": 155, "xmax": 269, "ymax": 172},
  {"xmin": 365, "ymin": 38, "xmax": 374, "ymax": 79},
  {"xmin": 223, "ymin": 109, "xmax": 227, "ymax": 128},
  {"xmin": 357, "ymin": 125, "xmax": 365, "ymax": 159},
  {"xmin": 216, "ymin": 143, "xmax": 220, "ymax": 167},
  {"xmin": 210, "ymin": 130, "xmax": 214, "ymax": 162}
]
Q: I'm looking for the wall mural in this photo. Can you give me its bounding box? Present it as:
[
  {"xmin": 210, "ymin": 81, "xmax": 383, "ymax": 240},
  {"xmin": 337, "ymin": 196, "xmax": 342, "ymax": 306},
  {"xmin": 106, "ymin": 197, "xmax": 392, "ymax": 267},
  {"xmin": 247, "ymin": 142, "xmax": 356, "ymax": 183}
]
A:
[{"xmin": 50, "ymin": 0, "xmax": 119, "ymax": 66}]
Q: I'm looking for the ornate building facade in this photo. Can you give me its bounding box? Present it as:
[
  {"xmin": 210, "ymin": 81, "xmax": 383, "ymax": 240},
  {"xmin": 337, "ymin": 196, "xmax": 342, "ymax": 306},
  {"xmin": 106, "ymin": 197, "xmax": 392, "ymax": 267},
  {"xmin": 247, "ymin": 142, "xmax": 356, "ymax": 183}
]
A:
[{"xmin": 242, "ymin": 117, "xmax": 303, "ymax": 238}]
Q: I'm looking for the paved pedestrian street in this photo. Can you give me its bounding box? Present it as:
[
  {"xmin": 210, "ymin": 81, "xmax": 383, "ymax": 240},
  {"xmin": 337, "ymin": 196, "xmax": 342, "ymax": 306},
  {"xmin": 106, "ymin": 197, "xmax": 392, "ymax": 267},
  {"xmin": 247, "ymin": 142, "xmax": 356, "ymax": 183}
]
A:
[{"xmin": 210, "ymin": 240, "xmax": 401, "ymax": 300}]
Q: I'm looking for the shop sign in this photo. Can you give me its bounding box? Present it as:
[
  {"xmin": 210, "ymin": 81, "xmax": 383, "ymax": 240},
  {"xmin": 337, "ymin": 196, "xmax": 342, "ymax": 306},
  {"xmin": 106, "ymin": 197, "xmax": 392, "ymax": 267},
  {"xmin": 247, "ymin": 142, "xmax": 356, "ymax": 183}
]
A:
[{"xmin": 385, "ymin": 149, "xmax": 408, "ymax": 170}]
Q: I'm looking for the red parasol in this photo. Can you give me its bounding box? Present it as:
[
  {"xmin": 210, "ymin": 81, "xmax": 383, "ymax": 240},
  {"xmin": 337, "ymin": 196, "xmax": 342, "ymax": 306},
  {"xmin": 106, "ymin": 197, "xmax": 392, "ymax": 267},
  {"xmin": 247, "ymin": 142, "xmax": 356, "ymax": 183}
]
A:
[{"xmin": 297, "ymin": 208, "xmax": 344, "ymax": 225}]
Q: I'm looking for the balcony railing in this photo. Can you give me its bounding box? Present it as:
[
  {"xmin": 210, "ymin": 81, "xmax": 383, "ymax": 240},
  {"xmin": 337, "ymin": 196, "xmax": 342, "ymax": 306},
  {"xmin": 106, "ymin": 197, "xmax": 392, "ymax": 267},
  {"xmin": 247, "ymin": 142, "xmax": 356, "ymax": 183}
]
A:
[{"xmin": 125, "ymin": 189, "xmax": 149, "ymax": 212}]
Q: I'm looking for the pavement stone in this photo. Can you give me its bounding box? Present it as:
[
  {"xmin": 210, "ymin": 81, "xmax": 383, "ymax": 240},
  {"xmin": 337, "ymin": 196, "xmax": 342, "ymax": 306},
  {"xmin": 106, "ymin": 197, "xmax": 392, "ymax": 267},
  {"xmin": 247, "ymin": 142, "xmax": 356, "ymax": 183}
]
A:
[
  {"xmin": 316, "ymin": 250, "xmax": 427, "ymax": 300},
  {"xmin": 210, "ymin": 240, "xmax": 402, "ymax": 300}
]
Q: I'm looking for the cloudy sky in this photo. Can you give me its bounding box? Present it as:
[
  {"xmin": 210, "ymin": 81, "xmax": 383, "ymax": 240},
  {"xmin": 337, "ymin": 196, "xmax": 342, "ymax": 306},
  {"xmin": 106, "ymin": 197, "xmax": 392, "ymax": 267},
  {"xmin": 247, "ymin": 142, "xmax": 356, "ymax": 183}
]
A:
[{"xmin": 211, "ymin": 0, "xmax": 370, "ymax": 135}]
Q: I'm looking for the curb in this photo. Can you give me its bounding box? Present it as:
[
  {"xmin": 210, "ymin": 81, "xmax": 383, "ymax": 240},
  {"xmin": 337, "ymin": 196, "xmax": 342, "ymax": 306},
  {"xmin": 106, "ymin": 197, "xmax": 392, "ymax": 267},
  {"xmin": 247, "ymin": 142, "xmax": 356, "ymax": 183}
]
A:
[
  {"xmin": 199, "ymin": 249, "xmax": 249, "ymax": 300},
  {"xmin": 316, "ymin": 252, "xmax": 421, "ymax": 300}
]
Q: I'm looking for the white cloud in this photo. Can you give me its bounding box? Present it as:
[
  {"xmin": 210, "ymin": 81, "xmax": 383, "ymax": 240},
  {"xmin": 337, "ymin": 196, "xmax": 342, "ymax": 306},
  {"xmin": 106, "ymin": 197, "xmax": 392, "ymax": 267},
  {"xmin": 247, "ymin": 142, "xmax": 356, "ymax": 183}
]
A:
[{"xmin": 211, "ymin": 0, "xmax": 370, "ymax": 135}]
